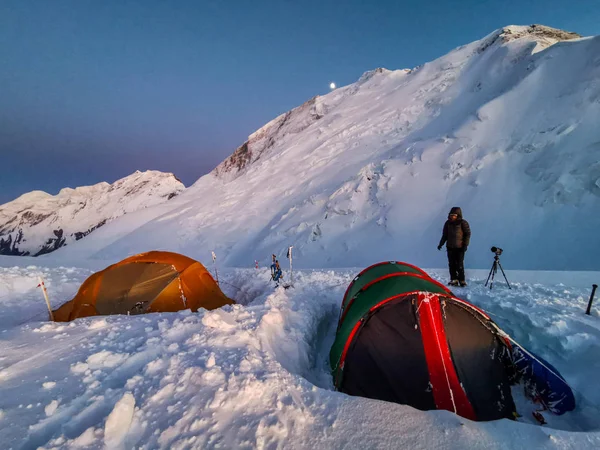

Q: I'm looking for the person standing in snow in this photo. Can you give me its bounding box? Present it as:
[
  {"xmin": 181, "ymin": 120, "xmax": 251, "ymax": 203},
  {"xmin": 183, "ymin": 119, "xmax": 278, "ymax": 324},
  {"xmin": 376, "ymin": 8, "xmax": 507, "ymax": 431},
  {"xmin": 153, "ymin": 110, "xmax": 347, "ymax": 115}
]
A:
[{"xmin": 437, "ymin": 207, "xmax": 471, "ymax": 287}]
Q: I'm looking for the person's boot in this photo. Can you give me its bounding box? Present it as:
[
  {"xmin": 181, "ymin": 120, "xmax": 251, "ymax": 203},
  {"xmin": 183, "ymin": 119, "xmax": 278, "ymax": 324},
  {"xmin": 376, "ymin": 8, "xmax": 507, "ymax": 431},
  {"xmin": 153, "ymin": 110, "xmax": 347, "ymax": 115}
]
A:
[
  {"xmin": 448, "ymin": 280, "xmax": 459, "ymax": 286},
  {"xmin": 459, "ymin": 280, "xmax": 468, "ymax": 287}
]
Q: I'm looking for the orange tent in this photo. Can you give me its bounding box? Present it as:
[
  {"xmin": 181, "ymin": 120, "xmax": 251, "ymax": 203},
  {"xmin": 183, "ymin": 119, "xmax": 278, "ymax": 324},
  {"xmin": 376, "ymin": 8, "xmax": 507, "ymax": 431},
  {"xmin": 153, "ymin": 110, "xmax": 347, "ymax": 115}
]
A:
[{"xmin": 53, "ymin": 251, "xmax": 234, "ymax": 321}]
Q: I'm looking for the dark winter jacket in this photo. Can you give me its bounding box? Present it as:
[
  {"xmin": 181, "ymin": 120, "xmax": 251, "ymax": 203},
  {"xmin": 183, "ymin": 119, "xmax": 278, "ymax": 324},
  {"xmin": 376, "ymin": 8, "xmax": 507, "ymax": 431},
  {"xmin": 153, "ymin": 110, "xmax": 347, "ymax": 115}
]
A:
[{"xmin": 438, "ymin": 207, "xmax": 471, "ymax": 250}]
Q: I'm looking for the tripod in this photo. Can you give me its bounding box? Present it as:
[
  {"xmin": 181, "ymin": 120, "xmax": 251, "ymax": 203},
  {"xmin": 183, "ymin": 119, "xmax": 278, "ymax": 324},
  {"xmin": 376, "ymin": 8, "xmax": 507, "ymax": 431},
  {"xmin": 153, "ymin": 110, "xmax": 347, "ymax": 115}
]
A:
[{"xmin": 485, "ymin": 254, "xmax": 511, "ymax": 289}]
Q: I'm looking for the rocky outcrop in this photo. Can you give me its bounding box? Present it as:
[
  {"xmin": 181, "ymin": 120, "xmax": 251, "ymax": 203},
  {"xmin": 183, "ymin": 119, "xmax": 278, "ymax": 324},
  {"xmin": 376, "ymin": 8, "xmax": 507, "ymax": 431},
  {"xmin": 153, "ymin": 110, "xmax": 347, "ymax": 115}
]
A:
[{"xmin": 214, "ymin": 96, "xmax": 326, "ymax": 179}]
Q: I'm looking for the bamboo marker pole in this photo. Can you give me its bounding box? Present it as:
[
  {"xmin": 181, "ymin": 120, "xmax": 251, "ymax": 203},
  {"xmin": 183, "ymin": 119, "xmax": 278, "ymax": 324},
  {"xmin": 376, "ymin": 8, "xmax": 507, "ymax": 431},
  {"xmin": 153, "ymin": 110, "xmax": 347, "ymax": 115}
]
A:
[
  {"xmin": 212, "ymin": 251, "xmax": 219, "ymax": 285},
  {"xmin": 287, "ymin": 246, "xmax": 294, "ymax": 286},
  {"xmin": 38, "ymin": 276, "xmax": 54, "ymax": 321}
]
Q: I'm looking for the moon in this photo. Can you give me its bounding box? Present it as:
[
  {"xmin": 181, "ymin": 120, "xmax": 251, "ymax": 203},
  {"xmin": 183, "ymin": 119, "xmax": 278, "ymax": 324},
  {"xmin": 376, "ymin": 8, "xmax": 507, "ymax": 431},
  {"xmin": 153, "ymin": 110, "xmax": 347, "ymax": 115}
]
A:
[{"xmin": 329, "ymin": 82, "xmax": 336, "ymax": 90}]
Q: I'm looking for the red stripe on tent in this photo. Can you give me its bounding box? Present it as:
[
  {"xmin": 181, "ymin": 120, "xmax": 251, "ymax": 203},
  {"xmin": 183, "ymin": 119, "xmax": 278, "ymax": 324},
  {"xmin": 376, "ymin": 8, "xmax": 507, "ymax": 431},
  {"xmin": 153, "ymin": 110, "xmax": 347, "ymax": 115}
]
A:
[
  {"xmin": 341, "ymin": 261, "xmax": 430, "ymax": 304},
  {"xmin": 336, "ymin": 291, "xmax": 424, "ymax": 386},
  {"xmin": 359, "ymin": 272, "xmax": 433, "ymax": 293},
  {"xmin": 358, "ymin": 270, "xmax": 455, "ymax": 299},
  {"xmin": 341, "ymin": 262, "xmax": 390, "ymax": 305},
  {"xmin": 335, "ymin": 290, "xmax": 489, "ymax": 404},
  {"xmin": 335, "ymin": 319, "xmax": 363, "ymax": 387},
  {"xmin": 388, "ymin": 261, "xmax": 431, "ymax": 276},
  {"xmin": 337, "ymin": 273, "xmax": 429, "ymax": 329},
  {"xmin": 338, "ymin": 272, "xmax": 453, "ymax": 330},
  {"xmin": 417, "ymin": 293, "xmax": 476, "ymax": 420}
]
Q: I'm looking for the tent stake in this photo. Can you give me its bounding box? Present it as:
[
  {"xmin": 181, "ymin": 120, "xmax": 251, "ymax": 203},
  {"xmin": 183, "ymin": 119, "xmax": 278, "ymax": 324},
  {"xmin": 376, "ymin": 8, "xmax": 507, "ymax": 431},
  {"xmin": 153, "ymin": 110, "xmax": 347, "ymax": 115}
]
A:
[
  {"xmin": 38, "ymin": 276, "xmax": 54, "ymax": 321},
  {"xmin": 585, "ymin": 284, "xmax": 598, "ymax": 315}
]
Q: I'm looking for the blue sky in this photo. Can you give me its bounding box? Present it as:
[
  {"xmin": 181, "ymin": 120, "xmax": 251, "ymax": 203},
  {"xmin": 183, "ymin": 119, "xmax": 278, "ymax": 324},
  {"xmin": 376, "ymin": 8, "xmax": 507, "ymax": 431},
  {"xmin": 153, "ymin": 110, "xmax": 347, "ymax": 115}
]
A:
[{"xmin": 1, "ymin": 0, "xmax": 598, "ymax": 203}]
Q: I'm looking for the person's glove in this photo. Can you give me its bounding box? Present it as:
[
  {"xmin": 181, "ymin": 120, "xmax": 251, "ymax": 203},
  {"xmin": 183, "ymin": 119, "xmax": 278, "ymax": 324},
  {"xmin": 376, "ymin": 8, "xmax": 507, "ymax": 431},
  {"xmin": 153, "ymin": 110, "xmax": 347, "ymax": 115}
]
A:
[{"xmin": 437, "ymin": 245, "xmax": 442, "ymax": 251}]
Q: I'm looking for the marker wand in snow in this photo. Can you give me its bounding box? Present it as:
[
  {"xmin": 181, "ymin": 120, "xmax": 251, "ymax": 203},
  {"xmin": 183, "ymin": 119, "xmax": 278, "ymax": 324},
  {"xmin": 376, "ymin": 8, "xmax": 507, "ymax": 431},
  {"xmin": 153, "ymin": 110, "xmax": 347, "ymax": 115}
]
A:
[
  {"xmin": 37, "ymin": 276, "xmax": 54, "ymax": 321},
  {"xmin": 585, "ymin": 284, "xmax": 598, "ymax": 315},
  {"xmin": 285, "ymin": 246, "xmax": 294, "ymax": 288},
  {"xmin": 211, "ymin": 251, "xmax": 219, "ymax": 286}
]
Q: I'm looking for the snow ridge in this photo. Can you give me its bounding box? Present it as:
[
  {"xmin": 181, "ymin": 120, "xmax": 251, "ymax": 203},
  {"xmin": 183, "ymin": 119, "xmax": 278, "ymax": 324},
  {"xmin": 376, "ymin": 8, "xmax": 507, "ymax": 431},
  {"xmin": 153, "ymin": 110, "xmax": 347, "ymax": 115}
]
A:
[{"xmin": 0, "ymin": 170, "xmax": 184, "ymax": 257}]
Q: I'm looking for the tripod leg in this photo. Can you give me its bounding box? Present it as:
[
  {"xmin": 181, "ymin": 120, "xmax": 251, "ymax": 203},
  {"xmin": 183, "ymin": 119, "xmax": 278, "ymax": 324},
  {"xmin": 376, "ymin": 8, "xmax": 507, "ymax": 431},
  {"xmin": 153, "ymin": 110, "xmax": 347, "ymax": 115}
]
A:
[
  {"xmin": 490, "ymin": 263, "xmax": 498, "ymax": 289},
  {"xmin": 497, "ymin": 261, "xmax": 511, "ymax": 289},
  {"xmin": 485, "ymin": 262, "xmax": 495, "ymax": 287}
]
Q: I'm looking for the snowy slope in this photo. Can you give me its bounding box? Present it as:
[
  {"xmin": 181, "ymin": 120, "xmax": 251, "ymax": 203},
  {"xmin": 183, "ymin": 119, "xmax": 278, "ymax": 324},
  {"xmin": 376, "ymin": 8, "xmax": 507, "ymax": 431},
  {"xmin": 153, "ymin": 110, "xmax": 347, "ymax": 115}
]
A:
[
  {"xmin": 48, "ymin": 24, "xmax": 600, "ymax": 271},
  {"xmin": 0, "ymin": 171, "xmax": 184, "ymax": 257},
  {"xmin": 1, "ymin": 262, "xmax": 599, "ymax": 448}
]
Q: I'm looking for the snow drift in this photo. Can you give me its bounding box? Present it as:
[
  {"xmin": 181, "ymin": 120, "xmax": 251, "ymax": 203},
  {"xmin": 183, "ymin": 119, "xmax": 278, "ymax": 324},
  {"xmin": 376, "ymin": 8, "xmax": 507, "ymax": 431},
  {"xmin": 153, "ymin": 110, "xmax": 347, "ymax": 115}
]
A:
[{"xmin": 1, "ymin": 262, "xmax": 599, "ymax": 448}]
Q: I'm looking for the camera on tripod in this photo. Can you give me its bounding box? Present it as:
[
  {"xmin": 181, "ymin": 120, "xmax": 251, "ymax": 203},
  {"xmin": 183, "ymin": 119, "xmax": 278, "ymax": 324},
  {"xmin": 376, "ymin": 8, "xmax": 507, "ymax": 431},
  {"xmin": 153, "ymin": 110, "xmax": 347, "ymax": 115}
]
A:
[{"xmin": 486, "ymin": 246, "xmax": 511, "ymax": 289}]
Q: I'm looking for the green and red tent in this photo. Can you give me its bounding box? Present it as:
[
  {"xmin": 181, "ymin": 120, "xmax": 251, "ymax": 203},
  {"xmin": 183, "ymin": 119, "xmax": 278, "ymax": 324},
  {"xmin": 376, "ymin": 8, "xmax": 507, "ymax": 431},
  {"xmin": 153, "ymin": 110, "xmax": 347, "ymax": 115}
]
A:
[
  {"xmin": 331, "ymin": 261, "xmax": 518, "ymax": 421},
  {"xmin": 330, "ymin": 261, "xmax": 576, "ymax": 422}
]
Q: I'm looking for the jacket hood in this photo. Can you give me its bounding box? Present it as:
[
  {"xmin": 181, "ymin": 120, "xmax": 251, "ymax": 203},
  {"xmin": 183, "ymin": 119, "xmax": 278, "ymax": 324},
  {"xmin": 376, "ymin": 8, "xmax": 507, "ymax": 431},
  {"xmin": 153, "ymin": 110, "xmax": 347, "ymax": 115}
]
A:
[{"xmin": 449, "ymin": 207, "xmax": 463, "ymax": 218}]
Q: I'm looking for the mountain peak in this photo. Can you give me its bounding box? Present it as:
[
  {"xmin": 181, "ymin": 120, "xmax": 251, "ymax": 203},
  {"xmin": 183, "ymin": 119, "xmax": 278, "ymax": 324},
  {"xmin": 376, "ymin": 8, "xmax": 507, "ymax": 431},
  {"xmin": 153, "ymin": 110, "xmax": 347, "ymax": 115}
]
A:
[
  {"xmin": 0, "ymin": 170, "xmax": 185, "ymax": 256},
  {"xmin": 13, "ymin": 190, "xmax": 53, "ymax": 204},
  {"xmin": 163, "ymin": 23, "xmax": 599, "ymax": 270},
  {"xmin": 499, "ymin": 24, "xmax": 581, "ymax": 42},
  {"xmin": 476, "ymin": 24, "xmax": 582, "ymax": 54}
]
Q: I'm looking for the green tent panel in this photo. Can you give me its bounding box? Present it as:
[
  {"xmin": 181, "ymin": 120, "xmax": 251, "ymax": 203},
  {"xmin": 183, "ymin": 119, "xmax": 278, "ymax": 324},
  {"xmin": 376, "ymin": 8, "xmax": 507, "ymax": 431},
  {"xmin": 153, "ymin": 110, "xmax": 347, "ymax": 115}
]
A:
[
  {"xmin": 331, "ymin": 261, "xmax": 450, "ymax": 378},
  {"xmin": 341, "ymin": 261, "xmax": 428, "ymax": 310}
]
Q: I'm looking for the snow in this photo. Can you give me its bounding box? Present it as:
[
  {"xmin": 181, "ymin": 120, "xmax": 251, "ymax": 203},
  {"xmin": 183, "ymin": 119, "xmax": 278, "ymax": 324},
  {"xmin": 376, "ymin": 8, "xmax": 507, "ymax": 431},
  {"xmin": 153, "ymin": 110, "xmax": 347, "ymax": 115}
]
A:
[
  {"xmin": 104, "ymin": 392, "xmax": 136, "ymax": 449},
  {"xmin": 1, "ymin": 260, "xmax": 599, "ymax": 449},
  {"xmin": 0, "ymin": 170, "xmax": 184, "ymax": 257},
  {"xmin": 38, "ymin": 25, "xmax": 600, "ymax": 271},
  {"xmin": 45, "ymin": 400, "xmax": 60, "ymax": 417},
  {"xmin": 70, "ymin": 427, "xmax": 97, "ymax": 448},
  {"xmin": 0, "ymin": 23, "xmax": 599, "ymax": 449}
]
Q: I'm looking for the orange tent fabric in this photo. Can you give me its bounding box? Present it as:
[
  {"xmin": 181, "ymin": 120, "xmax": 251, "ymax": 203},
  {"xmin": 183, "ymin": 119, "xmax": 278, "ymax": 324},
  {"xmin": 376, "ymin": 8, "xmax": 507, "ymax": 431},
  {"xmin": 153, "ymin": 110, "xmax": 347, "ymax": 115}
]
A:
[{"xmin": 53, "ymin": 251, "xmax": 234, "ymax": 321}]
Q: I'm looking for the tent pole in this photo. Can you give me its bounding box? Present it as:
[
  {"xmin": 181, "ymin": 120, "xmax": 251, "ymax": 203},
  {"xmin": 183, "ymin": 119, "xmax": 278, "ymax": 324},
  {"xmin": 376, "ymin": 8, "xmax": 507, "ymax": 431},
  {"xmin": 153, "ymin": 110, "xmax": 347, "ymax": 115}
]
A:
[{"xmin": 38, "ymin": 276, "xmax": 54, "ymax": 321}]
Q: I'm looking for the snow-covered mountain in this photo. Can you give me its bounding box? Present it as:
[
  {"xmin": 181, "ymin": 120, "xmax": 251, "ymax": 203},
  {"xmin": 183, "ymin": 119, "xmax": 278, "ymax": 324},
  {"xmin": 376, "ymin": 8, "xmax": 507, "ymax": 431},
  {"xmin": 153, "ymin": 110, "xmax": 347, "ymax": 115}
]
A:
[
  {"xmin": 56, "ymin": 25, "xmax": 600, "ymax": 270},
  {"xmin": 0, "ymin": 171, "xmax": 184, "ymax": 256}
]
